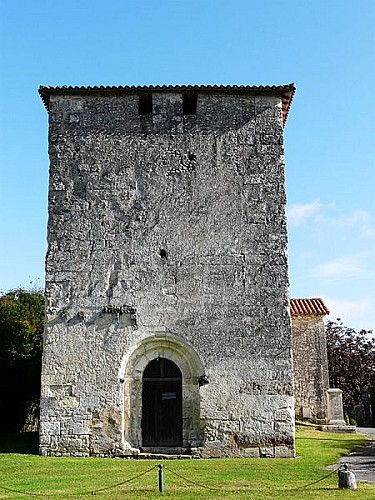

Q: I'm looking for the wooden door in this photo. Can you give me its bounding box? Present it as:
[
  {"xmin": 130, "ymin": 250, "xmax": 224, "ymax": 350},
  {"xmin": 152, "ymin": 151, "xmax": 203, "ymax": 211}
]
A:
[{"xmin": 142, "ymin": 358, "xmax": 182, "ymax": 447}]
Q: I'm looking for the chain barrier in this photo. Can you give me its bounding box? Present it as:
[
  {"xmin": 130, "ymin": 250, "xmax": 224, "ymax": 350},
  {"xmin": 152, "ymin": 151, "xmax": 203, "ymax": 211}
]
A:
[
  {"xmin": 299, "ymin": 466, "xmax": 340, "ymax": 489},
  {"xmin": 164, "ymin": 463, "xmax": 341, "ymax": 493},
  {"xmin": 0, "ymin": 464, "xmax": 158, "ymax": 497},
  {"xmin": 0, "ymin": 485, "xmax": 44, "ymax": 497},
  {"xmin": 163, "ymin": 464, "xmax": 225, "ymax": 491},
  {"xmin": 89, "ymin": 464, "xmax": 158, "ymax": 496},
  {"xmin": 0, "ymin": 461, "xmax": 343, "ymax": 497}
]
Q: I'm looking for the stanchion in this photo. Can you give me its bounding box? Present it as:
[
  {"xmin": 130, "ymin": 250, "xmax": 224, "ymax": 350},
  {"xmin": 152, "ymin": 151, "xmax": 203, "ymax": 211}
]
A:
[
  {"xmin": 158, "ymin": 464, "xmax": 164, "ymax": 493},
  {"xmin": 338, "ymin": 463, "xmax": 357, "ymax": 489}
]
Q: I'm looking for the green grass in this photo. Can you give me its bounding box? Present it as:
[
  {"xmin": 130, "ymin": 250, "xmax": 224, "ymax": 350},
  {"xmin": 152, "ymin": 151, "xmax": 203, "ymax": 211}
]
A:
[{"xmin": 0, "ymin": 426, "xmax": 374, "ymax": 499}]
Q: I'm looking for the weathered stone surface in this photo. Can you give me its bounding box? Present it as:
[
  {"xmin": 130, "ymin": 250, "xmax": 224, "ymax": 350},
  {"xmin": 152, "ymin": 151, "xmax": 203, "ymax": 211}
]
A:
[
  {"xmin": 326, "ymin": 388, "xmax": 346, "ymax": 426},
  {"xmin": 292, "ymin": 314, "xmax": 330, "ymax": 422},
  {"xmin": 40, "ymin": 86, "xmax": 295, "ymax": 457}
]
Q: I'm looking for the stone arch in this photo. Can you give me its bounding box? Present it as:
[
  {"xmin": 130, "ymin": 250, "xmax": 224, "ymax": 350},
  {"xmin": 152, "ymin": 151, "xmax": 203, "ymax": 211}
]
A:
[{"xmin": 119, "ymin": 332, "xmax": 205, "ymax": 451}]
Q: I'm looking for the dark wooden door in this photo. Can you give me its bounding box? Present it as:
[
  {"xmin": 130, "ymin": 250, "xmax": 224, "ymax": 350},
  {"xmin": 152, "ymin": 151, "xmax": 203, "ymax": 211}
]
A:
[{"xmin": 142, "ymin": 358, "xmax": 182, "ymax": 447}]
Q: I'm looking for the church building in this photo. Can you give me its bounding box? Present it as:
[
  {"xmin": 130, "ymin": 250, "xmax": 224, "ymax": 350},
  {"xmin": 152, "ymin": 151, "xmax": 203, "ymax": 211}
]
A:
[{"xmin": 39, "ymin": 84, "xmax": 296, "ymax": 457}]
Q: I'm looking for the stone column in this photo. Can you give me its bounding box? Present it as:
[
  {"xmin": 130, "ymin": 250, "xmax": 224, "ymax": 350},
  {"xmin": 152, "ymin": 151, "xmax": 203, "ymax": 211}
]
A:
[{"xmin": 326, "ymin": 388, "xmax": 346, "ymax": 426}]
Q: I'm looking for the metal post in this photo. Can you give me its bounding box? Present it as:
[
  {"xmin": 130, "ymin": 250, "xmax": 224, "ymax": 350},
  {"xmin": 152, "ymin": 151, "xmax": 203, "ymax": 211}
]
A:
[{"xmin": 158, "ymin": 464, "xmax": 164, "ymax": 493}]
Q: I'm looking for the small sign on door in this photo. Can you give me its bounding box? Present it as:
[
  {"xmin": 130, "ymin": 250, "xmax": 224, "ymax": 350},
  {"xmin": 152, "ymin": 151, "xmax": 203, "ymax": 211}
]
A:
[{"xmin": 162, "ymin": 392, "xmax": 177, "ymax": 400}]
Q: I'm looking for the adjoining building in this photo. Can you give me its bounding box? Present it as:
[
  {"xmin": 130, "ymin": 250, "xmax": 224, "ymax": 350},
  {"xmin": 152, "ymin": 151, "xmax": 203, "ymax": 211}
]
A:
[
  {"xmin": 291, "ymin": 298, "xmax": 330, "ymax": 423},
  {"xmin": 39, "ymin": 84, "xmax": 296, "ymax": 457},
  {"xmin": 291, "ymin": 298, "xmax": 349, "ymax": 430}
]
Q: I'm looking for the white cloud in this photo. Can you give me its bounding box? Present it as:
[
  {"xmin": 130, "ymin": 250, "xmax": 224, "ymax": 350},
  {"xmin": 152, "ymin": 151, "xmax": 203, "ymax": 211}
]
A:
[
  {"xmin": 289, "ymin": 201, "xmax": 375, "ymax": 331},
  {"xmin": 332, "ymin": 209, "xmax": 375, "ymax": 238},
  {"xmin": 288, "ymin": 201, "xmax": 375, "ymax": 239},
  {"xmin": 310, "ymin": 250, "xmax": 374, "ymax": 279},
  {"xmin": 288, "ymin": 198, "xmax": 322, "ymax": 226},
  {"xmin": 325, "ymin": 295, "xmax": 374, "ymax": 331}
]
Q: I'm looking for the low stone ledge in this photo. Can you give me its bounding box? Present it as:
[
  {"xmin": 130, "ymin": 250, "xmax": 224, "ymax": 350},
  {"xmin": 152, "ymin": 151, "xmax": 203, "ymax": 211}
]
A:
[{"xmin": 319, "ymin": 425, "xmax": 357, "ymax": 433}]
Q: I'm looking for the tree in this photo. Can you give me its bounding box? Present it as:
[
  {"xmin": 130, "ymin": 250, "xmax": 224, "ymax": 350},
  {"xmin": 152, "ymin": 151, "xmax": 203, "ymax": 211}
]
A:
[
  {"xmin": 0, "ymin": 288, "xmax": 45, "ymax": 432},
  {"xmin": 326, "ymin": 319, "xmax": 375, "ymax": 424}
]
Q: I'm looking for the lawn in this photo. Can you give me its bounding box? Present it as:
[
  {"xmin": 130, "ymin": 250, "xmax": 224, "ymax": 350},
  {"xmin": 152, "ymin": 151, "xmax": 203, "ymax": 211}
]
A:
[{"xmin": 0, "ymin": 426, "xmax": 374, "ymax": 499}]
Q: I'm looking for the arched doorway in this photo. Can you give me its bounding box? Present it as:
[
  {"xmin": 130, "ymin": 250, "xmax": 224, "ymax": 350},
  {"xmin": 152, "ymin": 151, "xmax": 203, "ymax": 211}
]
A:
[
  {"xmin": 141, "ymin": 358, "xmax": 182, "ymax": 447},
  {"xmin": 120, "ymin": 332, "xmax": 204, "ymax": 451}
]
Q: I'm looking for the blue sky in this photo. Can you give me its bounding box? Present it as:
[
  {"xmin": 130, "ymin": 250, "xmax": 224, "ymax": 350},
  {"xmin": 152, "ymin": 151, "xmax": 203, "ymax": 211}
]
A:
[{"xmin": 0, "ymin": 0, "xmax": 374, "ymax": 330}]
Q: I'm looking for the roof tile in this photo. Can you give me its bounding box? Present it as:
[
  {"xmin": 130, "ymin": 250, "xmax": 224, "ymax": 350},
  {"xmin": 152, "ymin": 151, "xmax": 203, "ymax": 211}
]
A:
[
  {"xmin": 38, "ymin": 83, "xmax": 296, "ymax": 124},
  {"xmin": 290, "ymin": 298, "xmax": 330, "ymax": 316}
]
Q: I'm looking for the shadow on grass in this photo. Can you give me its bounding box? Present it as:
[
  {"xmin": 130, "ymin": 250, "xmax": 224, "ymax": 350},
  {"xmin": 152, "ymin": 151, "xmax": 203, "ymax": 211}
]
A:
[
  {"xmin": 300, "ymin": 436, "xmax": 364, "ymax": 443},
  {"xmin": 0, "ymin": 432, "xmax": 39, "ymax": 454}
]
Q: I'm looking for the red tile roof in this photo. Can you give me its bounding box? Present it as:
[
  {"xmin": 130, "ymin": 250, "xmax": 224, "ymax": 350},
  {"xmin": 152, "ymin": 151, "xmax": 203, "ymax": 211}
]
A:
[
  {"xmin": 38, "ymin": 83, "xmax": 296, "ymax": 125},
  {"xmin": 290, "ymin": 298, "xmax": 330, "ymax": 316}
]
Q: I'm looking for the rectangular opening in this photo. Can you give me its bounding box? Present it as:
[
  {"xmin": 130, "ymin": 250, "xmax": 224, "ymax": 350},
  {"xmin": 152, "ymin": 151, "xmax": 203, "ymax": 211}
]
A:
[
  {"xmin": 139, "ymin": 93, "xmax": 152, "ymax": 115},
  {"xmin": 182, "ymin": 93, "xmax": 197, "ymax": 115}
]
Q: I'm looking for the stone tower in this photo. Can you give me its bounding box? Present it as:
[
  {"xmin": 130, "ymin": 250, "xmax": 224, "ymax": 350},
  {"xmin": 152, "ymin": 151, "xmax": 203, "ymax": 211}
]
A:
[{"xmin": 39, "ymin": 83, "xmax": 296, "ymax": 457}]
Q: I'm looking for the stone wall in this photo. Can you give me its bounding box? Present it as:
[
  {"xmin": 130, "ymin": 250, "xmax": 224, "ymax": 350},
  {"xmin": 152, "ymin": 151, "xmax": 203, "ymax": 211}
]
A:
[
  {"xmin": 40, "ymin": 88, "xmax": 295, "ymax": 457},
  {"xmin": 292, "ymin": 315, "xmax": 330, "ymax": 422}
]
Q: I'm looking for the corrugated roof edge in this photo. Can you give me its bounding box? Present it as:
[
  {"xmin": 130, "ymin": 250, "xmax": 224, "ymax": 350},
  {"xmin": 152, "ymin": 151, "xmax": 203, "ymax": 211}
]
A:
[
  {"xmin": 38, "ymin": 83, "xmax": 296, "ymax": 125},
  {"xmin": 290, "ymin": 298, "xmax": 330, "ymax": 317}
]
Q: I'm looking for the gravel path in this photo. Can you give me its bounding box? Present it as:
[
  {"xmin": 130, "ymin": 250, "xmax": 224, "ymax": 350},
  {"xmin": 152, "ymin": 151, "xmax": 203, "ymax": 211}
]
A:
[{"xmin": 329, "ymin": 428, "xmax": 375, "ymax": 483}]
